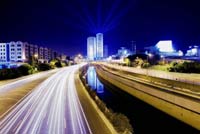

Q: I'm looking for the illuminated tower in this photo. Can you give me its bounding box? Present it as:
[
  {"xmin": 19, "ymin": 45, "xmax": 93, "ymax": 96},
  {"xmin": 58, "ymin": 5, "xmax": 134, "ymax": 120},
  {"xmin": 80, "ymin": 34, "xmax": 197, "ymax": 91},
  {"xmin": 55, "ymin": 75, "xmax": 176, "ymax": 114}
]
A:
[
  {"xmin": 87, "ymin": 37, "xmax": 96, "ymax": 60},
  {"xmin": 96, "ymin": 33, "xmax": 103, "ymax": 59}
]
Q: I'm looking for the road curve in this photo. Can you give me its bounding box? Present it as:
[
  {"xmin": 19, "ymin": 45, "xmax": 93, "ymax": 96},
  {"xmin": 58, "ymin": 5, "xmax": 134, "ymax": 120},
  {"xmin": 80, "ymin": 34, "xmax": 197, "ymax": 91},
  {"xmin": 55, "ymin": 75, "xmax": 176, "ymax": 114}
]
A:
[{"xmin": 0, "ymin": 64, "xmax": 92, "ymax": 134}]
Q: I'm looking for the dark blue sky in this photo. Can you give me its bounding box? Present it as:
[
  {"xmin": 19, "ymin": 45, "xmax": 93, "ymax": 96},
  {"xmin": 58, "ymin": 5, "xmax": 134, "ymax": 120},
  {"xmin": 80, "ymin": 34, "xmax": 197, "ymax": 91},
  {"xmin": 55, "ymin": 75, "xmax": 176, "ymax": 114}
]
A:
[{"xmin": 0, "ymin": 0, "xmax": 200, "ymax": 56}]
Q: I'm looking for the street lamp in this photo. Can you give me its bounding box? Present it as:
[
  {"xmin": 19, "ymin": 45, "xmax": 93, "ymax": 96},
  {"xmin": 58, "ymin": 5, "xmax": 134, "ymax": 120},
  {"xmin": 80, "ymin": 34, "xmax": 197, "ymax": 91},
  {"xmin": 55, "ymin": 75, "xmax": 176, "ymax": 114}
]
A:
[
  {"xmin": 160, "ymin": 55, "xmax": 165, "ymax": 64},
  {"xmin": 34, "ymin": 54, "xmax": 38, "ymax": 64},
  {"xmin": 147, "ymin": 53, "xmax": 153, "ymax": 63},
  {"xmin": 34, "ymin": 54, "xmax": 38, "ymax": 59},
  {"xmin": 146, "ymin": 53, "xmax": 153, "ymax": 79}
]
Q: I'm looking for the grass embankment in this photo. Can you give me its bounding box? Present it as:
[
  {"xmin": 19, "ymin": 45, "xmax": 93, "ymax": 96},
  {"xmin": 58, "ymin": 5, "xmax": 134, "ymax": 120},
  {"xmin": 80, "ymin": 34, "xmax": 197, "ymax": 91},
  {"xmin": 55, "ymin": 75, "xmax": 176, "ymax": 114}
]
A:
[
  {"xmin": 0, "ymin": 75, "xmax": 51, "ymax": 118},
  {"xmin": 79, "ymin": 65, "xmax": 133, "ymax": 134},
  {"xmin": 104, "ymin": 64, "xmax": 200, "ymax": 93},
  {"xmin": 149, "ymin": 64, "xmax": 171, "ymax": 71}
]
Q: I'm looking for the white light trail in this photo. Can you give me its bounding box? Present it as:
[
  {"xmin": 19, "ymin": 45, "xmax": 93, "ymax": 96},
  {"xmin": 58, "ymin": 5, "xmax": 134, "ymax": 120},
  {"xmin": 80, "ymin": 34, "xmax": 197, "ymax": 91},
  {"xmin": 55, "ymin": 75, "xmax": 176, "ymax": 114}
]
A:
[{"xmin": 0, "ymin": 64, "xmax": 91, "ymax": 134}]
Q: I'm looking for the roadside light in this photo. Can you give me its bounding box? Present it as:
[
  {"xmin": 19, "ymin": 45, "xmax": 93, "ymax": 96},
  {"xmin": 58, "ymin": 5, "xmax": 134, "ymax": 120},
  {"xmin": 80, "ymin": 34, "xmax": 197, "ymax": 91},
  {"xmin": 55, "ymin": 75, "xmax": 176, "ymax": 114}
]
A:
[
  {"xmin": 78, "ymin": 54, "xmax": 83, "ymax": 58},
  {"xmin": 148, "ymin": 53, "xmax": 153, "ymax": 57},
  {"xmin": 34, "ymin": 54, "xmax": 38, "ymax": 58}
]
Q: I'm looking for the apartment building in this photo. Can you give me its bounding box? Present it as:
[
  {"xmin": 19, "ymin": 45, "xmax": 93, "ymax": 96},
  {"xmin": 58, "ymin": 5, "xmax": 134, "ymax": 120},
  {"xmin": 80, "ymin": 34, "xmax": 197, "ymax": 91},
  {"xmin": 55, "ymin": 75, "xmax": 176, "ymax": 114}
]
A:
[
  {"xmin": 0, "ymin": 43, "xmax": 7, "ymax": 62},
  {"xmin": 0, "ymin": 41, "xmax": 26, "ymax": 63},
  {"xmin": 0, "ymin": 41, "xmax": 64, "ymax": 68}
]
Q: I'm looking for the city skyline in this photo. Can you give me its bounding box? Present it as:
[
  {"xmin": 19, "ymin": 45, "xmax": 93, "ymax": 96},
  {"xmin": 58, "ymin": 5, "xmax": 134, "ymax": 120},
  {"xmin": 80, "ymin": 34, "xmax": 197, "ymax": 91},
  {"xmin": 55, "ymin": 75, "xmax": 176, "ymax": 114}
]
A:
[
  {"xmin": 1, "ymin": 1, "xmax": 200, "ymax": 133},
  {"xmin": 1, "ymin": 0, "xmax": 200, "ymax": 56},
  {"xmin": 87, "ymin": 33, "xmax": 104, "ymax": 60}
]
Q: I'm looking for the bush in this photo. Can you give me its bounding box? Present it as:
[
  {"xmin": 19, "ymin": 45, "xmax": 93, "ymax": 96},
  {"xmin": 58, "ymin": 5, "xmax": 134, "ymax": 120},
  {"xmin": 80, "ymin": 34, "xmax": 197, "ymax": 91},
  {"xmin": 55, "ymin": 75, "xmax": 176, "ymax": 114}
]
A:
[
  {"xmin": 0, "ymin": 64, "xmax": 35, "ymax": 80},
  {"xmin": 141, "ymin": 62, "xmax": 150, "ymax": 68},
  {"xmin": 18, "ymin": 64, "xmax": 34, "ymax": 75},
  {"xmin": 38, "ymin": 63, "xmax": 51, "ymax": 71},
  {"xmin": 168, "ymin": 61, "xmax": 200, "ymax": 73},
  {"xmin": 111, "ymin": 113, "xmax": 133, "ymax": 134},
  {"xmin": 0, "ymin": 68, "xmax": 21, "ymax": 80},
  {"xmin": 55, "ymin": 61, "xmax": 62, "ymax": 68}
]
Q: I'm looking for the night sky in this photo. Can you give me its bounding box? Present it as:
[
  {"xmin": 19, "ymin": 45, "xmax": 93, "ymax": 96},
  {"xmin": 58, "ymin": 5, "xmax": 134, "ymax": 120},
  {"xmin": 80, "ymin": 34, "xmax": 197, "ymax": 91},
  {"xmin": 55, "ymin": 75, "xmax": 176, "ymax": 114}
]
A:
[{"xmin": 0, "ymin": 0, "xmax": 200, "ymax": 56}]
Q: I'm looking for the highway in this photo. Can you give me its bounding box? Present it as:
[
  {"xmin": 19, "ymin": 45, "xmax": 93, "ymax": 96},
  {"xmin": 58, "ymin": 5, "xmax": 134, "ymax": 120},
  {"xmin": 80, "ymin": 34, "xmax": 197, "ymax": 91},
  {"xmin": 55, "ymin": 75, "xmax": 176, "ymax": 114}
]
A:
[
  {"xmin": 101, "ymin": 62, "xmax": 200, "ymax": 86},
  {"xmin": 0, "ymin": 64, "xmax": 92, "ymax": 134},
  {"xmin": 0, "ymin": 69, "xmax": 59, "ymax": 94}
]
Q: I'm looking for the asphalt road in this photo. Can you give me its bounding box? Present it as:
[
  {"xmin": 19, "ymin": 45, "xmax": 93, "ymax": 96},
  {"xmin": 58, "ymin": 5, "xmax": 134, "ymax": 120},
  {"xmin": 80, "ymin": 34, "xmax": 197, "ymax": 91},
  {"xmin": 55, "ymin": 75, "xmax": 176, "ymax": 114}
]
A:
[
  {"xmin": 0, "ymin": 69, "xmax": 59, "ymax": 94},
  {"xmin": 0, "ymin": 64, "xmax": 92, "ymax": 134}
]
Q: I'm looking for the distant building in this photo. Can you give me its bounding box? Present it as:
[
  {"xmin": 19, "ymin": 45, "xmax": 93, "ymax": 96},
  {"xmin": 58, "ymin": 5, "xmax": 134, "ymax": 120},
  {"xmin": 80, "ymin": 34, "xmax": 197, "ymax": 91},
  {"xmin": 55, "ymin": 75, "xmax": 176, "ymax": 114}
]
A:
[
  {"xmin": 185, "ymin": 46, "xmax": 200, "ymax": 57},
  {"xmin": 10, "ymin": 41, "xmax": 26, "ymax": 62},
  {"xmin": 96, "ymin": 33, "xmax": 103, "ymax": 59},
  {"xmin": 0, "ymin": 41, "xmax": 26, "ymax": 63},
  {"xmin": 48, "ymin": 48, "xmax": 53, "ymax": 61},
  {"xmin": 38, "ymin": 47, "xmax": 44, "ymax": 63},
  {"xmin": 0, "ymin": 43, "xmax": 7, "ymax": 63},
  {"xmin": 87, "ymin": 37, "xmax": 96, "ymax": 60},
  {"xmin": 145, "ymin": 40, "xmax": 183, "ymax": 57},
  {"xmin": 117, "ymin": 47, "xmax": 132, "ymax": 58},
  {"xmin": 156, "ymin": 40, "xmax": 174, "ymax": 53},
  {"xmin": 44, "ymin": 47, "xmax": 49, "ymax": 62},
  {"xmin": 33, "ymin": 45, "xmax": 39, "ymax": 57},
  {"xmin": 104, "ymin": 45, "xmax": 108, "ymax": 58},
  {"xmin": 87, "ymin": 33, "xmax": 104, "ymax": 61},
  {"xmin": 24, "ymin": 42, "xmax": 30, "ymax": 61},
  {"xmin": 0, "ymin": 41, "xmax": 62, "ymax": 68},
  {"xmin": 0, "ymin": 41, "xmax": 26, "ymax": 68}
]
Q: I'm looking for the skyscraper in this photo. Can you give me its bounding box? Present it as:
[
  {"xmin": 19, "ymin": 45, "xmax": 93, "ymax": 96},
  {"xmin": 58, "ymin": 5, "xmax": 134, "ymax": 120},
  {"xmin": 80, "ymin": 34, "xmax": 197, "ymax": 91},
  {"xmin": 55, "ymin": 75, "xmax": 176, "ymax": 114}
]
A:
[
  {"xmin": 96, "ymin": 33, "xmax": 103, "ymax": 59},
  {"xmin": 104, "ymin": 45, "xmax": 108, "ymax": 58},
  {"xmin": 87, "ymin": 37, "xmax": 96, "ymax": 60},
  {"xmin": 87, "ymin": 33, "xmax": 104, "ymax": 61}
]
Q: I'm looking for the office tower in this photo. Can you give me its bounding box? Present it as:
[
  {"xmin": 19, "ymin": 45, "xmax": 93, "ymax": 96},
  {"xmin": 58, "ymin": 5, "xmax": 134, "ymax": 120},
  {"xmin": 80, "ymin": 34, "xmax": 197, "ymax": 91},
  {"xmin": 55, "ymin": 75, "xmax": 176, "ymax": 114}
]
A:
[
  {"xmin": 96, "ymin": 33, "xmax": 103, "ymax": 58},
  {"xmin": 104, "ymin": 45, "xmax": 108, "ymax": 58},
  {"xmin": 87, "ymin": 37, "xmax": 96, "ymax": 60}
]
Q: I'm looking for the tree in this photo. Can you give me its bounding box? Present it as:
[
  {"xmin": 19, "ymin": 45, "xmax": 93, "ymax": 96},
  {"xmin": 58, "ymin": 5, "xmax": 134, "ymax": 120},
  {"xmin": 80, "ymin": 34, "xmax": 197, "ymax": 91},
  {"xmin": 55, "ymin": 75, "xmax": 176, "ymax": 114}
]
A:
[
  {"xmin": 18, "ymin": 64, "xmax": 34, "ymax": 75},
  {"xmin": 38, "ymin": 63, "xmax": 51, "ymax": 71},
  {"xmin": 133, "ymin": 57, "xmax": 144, "ymax": 67},
  {"xmin": 124, "ymin": 58, "xmax": 130, "ymax": 66}
]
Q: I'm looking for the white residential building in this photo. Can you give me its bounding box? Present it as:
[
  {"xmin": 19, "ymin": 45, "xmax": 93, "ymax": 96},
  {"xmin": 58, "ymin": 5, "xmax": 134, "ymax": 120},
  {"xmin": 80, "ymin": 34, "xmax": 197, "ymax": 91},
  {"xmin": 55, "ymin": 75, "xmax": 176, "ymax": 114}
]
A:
[
  {"xmin": 9, "ymin": 41, "xmax": 26, "ymax": 62},
  {"xmin": 0, "ymin": 41, "xmax": 25, "ymax": 63},
  {"xmin": 0, "ymin": 43, "xmax": 7, "ymax": 62}
]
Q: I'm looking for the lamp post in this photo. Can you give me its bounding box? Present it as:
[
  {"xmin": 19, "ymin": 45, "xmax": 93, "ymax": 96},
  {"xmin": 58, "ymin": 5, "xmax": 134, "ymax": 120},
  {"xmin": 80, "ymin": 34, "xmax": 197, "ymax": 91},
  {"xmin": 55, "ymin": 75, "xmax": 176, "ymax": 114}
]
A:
[
  {"xmin": 146, "ymin": 53, "xmax": 153, "ymax": 79},
  {"xmin": 160, "ymin": 55, "xmax": 165, "ymax": 64},
  {"xmin": 147, "ymin": 53, "xmax": 152, "ymax": 63},
  {"xmin": 31, "ymin": 54, "xmax": 38, "ymax": 71},
  {"xmin": 34, "ymin": 54, "xmax": 38, "ymax": 62}
]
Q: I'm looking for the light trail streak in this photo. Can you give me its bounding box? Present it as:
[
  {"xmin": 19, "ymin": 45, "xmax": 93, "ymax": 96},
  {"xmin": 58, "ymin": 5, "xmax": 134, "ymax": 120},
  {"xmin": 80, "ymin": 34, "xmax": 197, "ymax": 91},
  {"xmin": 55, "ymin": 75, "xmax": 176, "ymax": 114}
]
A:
[
  {"xmin": 0, "ymin": 64, "xmax": 91, "ymax": 134},
  {"xmin": 0, "ymin": 69, "xmax": 59, "ymax": 94}
]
